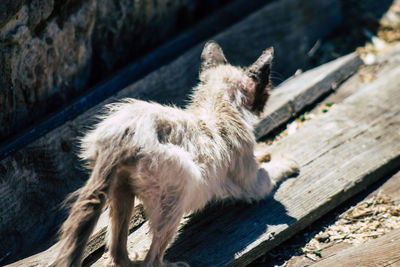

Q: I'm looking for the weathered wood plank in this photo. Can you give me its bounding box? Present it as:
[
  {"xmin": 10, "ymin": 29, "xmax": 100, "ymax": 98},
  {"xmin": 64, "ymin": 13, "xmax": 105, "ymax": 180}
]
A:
[
  {"xmin": 6, "ymin": 58, "xmax": 363, "ymax": 267},
  {"xmin": 255, "ymin": 52, "xmax": 362, "ymax": 139},
  {"xmin": 315, "ymin": 46, "xmax": 400, "ymax": 110},
  {"xmin": 90, "ymin": 62, "xmax": 400, "ymax": 266},
  {"xmin": 250, "ymin": 49, "xmax": 400, "ymax": 266},
  {"xmin": 83, "ymin": 205, "xmax": 146, "ymax": 261},
  {"xmin": 0, "ymin": 0, "xmax": 270, "ymax": 160},
  {"xmin": 4, "ymin": 206, "xmax": 146, "ymax": 267},
  {"xmin": 373, "ymin": 171, "xmax": 400, "ymax": 203},
  {"xmin": 311, "ymin": 228, "xmax": 400, "ymax": 267},
  {"xmin": 87, "ymin": 44, "xmax": 400, "ymax": 267},
  {"xmin": 8, "ymin": 52, "xmax": 362, "ymax": 266},
  {"xmin": 267, "ymin": 170, "xmax": 400, "ymax": 267},
  {"xmin": 0, "ymin": 0, "xmax": 342, "ymax": 161},
  {"xmin": 1, "ymin": 0, "xmax": 343, "ymax": 264}
]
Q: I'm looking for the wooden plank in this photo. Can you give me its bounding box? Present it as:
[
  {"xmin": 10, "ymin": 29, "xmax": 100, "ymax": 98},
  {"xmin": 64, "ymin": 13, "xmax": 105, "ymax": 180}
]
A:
[
  {"xmin": 0, "ymin": 0, "xmax": 342, "ymax": 161},
  {"xmin": 255, "ymin": 52, "xmax": 362, "ymax": 139},
  {"xmin": 268, "ymin": 170, "xmax": 400, "ymax": 267},
  {"xmin": 89, "ymin": 63, "xmax": 400, "ymax": 266},
  {"xmin": 4, "ymin": 205, "xmax": 146, "ymax": 267},
  {"xmin": 372, "ymin": 171, "xmax": 400, "ymax": 203},
  {"xmin": 82, "ymin": 205, "xmax": 146, "ymax": 261},
  {"xmin": 311, "ymin": 228, "xmax": 400, "ymax": 267},
  {"xmin": 1, "ymin": 0, "xmax": 343, "ymax": 264},
  {"xmin": 7, "ymin": 54, "xmax": 361, "ymax": 266},
  {"xmin": 0, "ymin": 0, "xmax": 269, "ymax": 160},
  {"xmin": 5, "ymin": 57, "xmax": 362, "ymax": 266},
  {"xmin": 313, "ymin": 46, "xmax": 400, "ymax": 111},
  {"xmin": 83, "ymin": 50, "xmax": 359, "ymax": 265},
  {"xmin": 250, "ymin": 48, "xmax": 400, "ymax": 266},
  {"xmin": 239, "ymin": 48, "xmax": 400, "ymax": 267}
]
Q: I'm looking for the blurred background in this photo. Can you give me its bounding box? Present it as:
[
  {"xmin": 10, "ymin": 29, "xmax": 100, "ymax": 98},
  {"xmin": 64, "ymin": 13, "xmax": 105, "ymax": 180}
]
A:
[{"xmin": 0, "ymin": 0, "xmax": 399, "ymax": 265}]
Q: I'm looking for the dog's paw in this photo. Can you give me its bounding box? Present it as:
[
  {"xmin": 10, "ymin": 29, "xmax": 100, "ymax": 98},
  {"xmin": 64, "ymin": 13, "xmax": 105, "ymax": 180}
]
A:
[
  {"xmin": 277, "ymin": 155, "xmax": 300, "ymax": 177},
  {"xmin": 104, "ymin": 253, "xmax": 133, "ymax": 267},
  {"xmin": 260, "ymin": 154, "xmax": 299, "ymax": 184}
]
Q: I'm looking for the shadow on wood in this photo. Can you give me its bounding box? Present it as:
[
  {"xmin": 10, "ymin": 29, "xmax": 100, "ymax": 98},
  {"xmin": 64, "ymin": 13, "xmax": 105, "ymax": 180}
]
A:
[{"xmin": 166, "ymin": 192, "xmax": 297, "ymax": 266}]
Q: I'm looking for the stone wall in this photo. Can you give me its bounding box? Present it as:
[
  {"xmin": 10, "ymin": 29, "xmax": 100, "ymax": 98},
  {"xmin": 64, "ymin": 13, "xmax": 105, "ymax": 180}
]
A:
[
  {"xmin": 0, "ymin": 0, "xmax": 230, "ymax": 142},
  {"xmin": 0, "ymin": 0, "xmax": 344, "ymax": 264}
]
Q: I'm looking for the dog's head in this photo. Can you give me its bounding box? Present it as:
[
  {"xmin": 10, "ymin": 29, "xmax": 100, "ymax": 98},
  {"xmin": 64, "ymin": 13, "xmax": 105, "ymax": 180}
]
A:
[{"xmin": 198, "ymin": 41, "xmax": 273, "ymax": 115}]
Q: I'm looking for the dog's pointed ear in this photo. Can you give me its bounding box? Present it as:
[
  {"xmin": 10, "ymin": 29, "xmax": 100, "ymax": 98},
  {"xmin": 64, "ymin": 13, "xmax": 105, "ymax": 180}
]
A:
[
  {"xmin": 200, "ymin": 41, "xmax": 228, "ymax": 71},
  {"xmin": 245, "ymin": 47, "xmax": 274, "ymax": 114}
]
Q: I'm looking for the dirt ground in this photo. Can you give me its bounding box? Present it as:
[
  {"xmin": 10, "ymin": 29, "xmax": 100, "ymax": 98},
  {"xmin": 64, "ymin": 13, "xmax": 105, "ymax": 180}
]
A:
[
  {"xmin": 249, "ymin": 169, "xmax": 400, "ymax": 267},
  {"xmin": 250, "ymin": 0, "xmax": 400, "ymax": 266}
]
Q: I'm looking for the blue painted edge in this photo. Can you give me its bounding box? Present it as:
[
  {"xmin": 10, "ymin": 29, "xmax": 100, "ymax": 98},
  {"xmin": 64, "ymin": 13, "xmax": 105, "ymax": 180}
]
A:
[{"xmin": 0, "ymin": 0, "xmax": 269, "ymax": 160}]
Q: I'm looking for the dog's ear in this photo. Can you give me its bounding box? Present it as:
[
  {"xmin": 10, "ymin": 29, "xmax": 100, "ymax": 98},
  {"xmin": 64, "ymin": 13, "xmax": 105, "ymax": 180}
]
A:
[
  {"xmin": 245, "ymin": 47, "xmax": 274, "ymax": 114},
  {"xmin": 200, "ymin": 41, "xmax": 228, "ymax": 71}
]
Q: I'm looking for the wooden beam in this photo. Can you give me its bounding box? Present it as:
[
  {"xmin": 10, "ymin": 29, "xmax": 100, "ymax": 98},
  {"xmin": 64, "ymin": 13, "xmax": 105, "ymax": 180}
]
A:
[
  {"xmin": 4, "ymin": 55, "xmax": 362, "ymax": 267},
  {"xmin": 89, "ymin": 62, "xmax": 400, "ymax": 266},
  {"xmin": 275, "ymin": 171, "xmax": 400, "ymax": 267},
  {"xmin": 311, "ymin": 228, "xmax": 400, "ymax": 267},
  {"xmin": 0, "ymin": 0, "xmax": 269, "ymax": 160},
  {"xmin": 0, "ymin": 0, "xmax": 342, "ymax": 161},
  {"xmin": 255, "ymin": 52, "xmax": 362, "ymax": 139},
  {"xmin": 1, "ymin": 0, "xmax": 343, "ymax": 264},
  {"xmin": 82, "ymin": 205, "xmax": 146, "ymax": 261}
]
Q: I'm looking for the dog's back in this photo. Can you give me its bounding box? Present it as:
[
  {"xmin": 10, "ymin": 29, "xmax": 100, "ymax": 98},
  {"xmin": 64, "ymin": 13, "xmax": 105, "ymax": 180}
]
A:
[{"xmin": 52, "ymin": 41, "xmax": 296, "ymax": 267}]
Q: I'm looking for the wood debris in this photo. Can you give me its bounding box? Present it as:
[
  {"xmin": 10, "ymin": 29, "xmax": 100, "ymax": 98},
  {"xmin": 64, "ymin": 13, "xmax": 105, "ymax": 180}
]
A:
[
  {"xmin": 302, "ymin": 192, "xmax": 400, "ymax": 255},
  {"xmin": 266, "ymin": 103, "xmax": 332, "ymax": 145}
]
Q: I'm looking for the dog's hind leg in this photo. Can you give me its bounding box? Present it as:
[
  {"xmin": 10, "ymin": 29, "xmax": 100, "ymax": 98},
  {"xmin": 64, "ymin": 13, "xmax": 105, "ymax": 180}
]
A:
[
  {"xmin": 142, "ymin": 167, "xmax": 194, "ymax": 266},
  {"xmin": 144, "ymin": 204, "xmax": 184, "ymax": 267},
  {"xmin": 107, "ymin": 169, "xmax": 136, "ymax": 267}
]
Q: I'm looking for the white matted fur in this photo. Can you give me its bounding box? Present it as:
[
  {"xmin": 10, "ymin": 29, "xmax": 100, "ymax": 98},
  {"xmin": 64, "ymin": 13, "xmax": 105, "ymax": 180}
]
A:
[{"xmin": 52, "ymin": 41, "xmax": 298, "ymax": 267}]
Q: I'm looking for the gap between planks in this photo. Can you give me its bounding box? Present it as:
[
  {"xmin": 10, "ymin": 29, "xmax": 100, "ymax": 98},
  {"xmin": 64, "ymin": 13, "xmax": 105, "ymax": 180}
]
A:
[
  {"xmin": 6, "ymin": 52, "xmax": 362, "ymax": 267},
  {"xmin": 255, "ymin": 52, "xmax": 362, "ymax": 139},
  {"xmin": 311, "ymin": 227, "xmax": 400, "ymax": 267},
  {"xmin": 90, "ymin": 59, "xmax": 400, "ymax": 266},
  {"xmin": 273, "ymin": 170, "xmax": 400, "ymax": 267},
  {"xmin": 0, "ymin": 0, "xmax": 269, "ymax": 160},
  {"xmin": 84, "ymin": 52, "xmax": 362, "ymax": 264},
  {"xmin": 3, "ymin": 2, "xmax": 348, "ymax": 264}
]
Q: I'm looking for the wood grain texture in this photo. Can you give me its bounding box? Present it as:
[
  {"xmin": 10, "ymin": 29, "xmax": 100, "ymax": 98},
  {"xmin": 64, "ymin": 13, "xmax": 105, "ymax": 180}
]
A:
[
  {"xmin": 89, "ymin": 57, "xmax": 400, "ymax": 266},
  {"xmin": 1, "ymin": 0, "xmax": 342, "ymax": 264},
  {"xmin": 311, "ymin": 228, "xmax": 400, "ymax": 267},
  {"xmin": 0, "ymin": 0, "xmax": 269, "ymax": 160},
  {"xmin": 83, "ymin": 205, "xmax": 146, "ymax": 260},
  {"xmin": 5, "ymin": 205, "xmax": 146, "ymax": 267},
  {"xmin": 270, "ymin": 170, "xmax": 400, "ymax": 267},
  {"xmin": 373, "ymin": 171, "xmax": 400, "ymax": 203},
  {"xmin": 255, "ymin": 52, "xmax": 362, "ymax": 139}
]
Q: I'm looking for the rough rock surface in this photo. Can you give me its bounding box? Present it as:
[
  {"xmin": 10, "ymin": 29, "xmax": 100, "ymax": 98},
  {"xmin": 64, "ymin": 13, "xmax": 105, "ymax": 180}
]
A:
[
  {"xmin": 0, "ymin": 0, "xmax": 95, "ymax": 142},
  {"xmin": 0, "ymin": 0, "xmax": 344, "ymax": 264},
  {"xmin": 0, "ymin": 0, "xmax": 229, "ymax": 142}
]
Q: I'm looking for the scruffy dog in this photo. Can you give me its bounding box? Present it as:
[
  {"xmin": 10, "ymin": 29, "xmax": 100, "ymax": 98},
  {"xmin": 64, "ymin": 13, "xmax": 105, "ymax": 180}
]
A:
[{"xmin": 52, "ymin": 41, "xmax": 298, "ymax": 267}]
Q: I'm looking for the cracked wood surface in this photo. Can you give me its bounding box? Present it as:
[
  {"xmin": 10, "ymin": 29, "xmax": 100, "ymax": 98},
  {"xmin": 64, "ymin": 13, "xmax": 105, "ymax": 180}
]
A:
[
  {"xmin": 2, "ymin": 0, "xmax": 343, "ymax": 265},
  {"xmin": 255, "ymin": 53, "xmax": 362, "ymax": 139},
  {"xmin": 271, "ymin": 170, "xmax": 400, "ymax": 267},
  {"xmin": 311, "ymin": 228, "xmax": 400, "ymax": 267},
  {"xmin": 87, "ymin": 57, "xmax": 400, "ymax": 266},
  {"xmin": 7, "ymin": 55, "xmax": 362, "ymax": 267}
]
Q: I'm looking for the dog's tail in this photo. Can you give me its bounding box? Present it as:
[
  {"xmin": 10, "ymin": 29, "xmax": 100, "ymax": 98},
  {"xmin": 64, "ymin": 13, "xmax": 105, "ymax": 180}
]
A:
[{"xmin": 52, "ymin": 152, "xmax": 117, "ymax": 267}]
